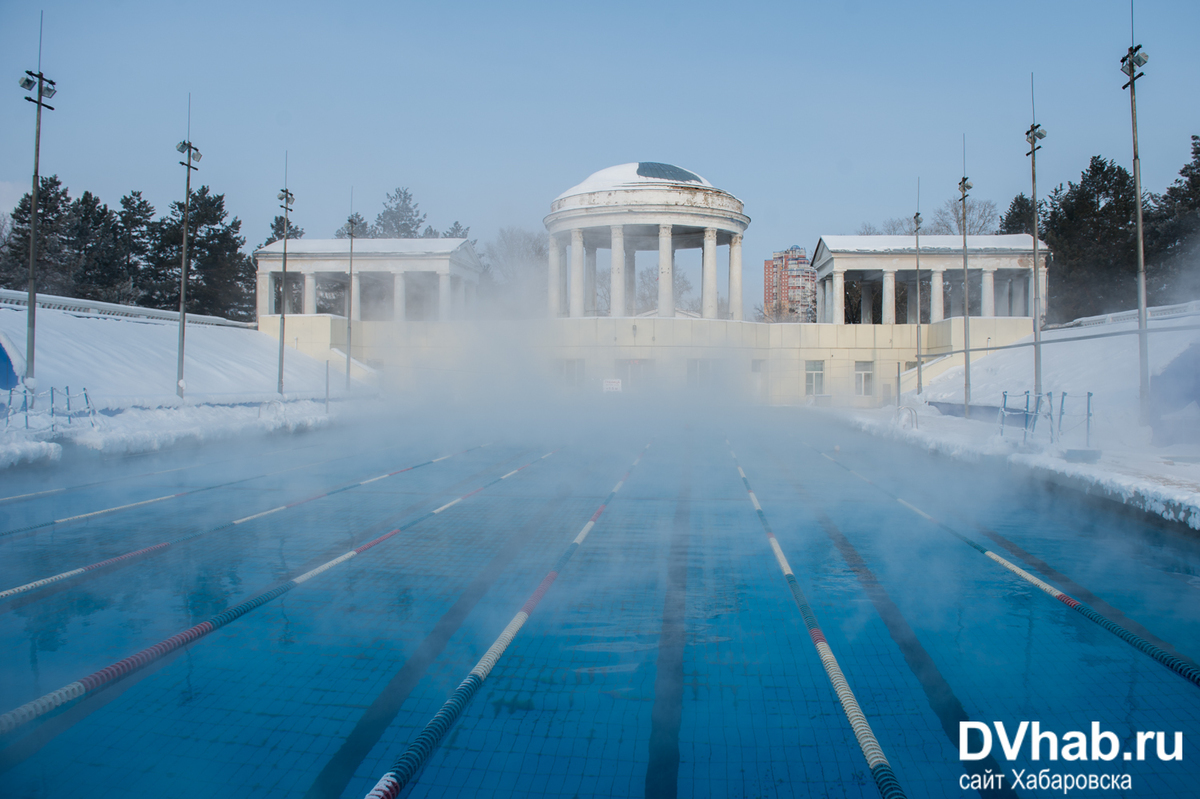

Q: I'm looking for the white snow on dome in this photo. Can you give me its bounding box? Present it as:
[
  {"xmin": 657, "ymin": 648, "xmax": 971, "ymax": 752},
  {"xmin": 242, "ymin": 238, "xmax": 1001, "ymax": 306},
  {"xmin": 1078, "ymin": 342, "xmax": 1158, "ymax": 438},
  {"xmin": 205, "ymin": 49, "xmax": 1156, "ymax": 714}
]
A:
[{"xmin": 556, "ymin": 162, "xmax": 714, "ymax": 201}]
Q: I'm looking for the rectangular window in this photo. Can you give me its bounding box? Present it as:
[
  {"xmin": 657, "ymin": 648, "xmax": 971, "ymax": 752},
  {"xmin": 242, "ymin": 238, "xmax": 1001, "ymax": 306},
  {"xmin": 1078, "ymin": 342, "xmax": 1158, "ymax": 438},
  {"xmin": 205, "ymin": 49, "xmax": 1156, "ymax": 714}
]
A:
[
  {"xmin": 905, "ymin": 361, "xmax": 918, "ymax": 372},
  {"xmin": 687, "ymin": 359, "xmax": 713, "ymax": 388},
  {"xmin": 855, "ymin": 361, "xmax": 874, "ymax": 396},
  {"xmin": 805, "ymin": 360, "xmax": 824, "ymax": 396},
  {"xmin": 751, "ymin": 359, "xmax": 766, "ymax": 373},
  {"xmin": 557, "ymin": 358, "xmax": 585, "ymax": 387}
]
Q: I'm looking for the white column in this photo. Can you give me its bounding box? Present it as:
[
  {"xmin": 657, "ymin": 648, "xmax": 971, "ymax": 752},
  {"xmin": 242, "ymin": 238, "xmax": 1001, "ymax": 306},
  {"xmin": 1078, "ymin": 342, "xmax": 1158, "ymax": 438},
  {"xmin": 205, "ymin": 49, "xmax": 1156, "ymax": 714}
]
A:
[
  {"xmin": 610, "ymin": 225, "xmax": 625, "ymax": 318},
  {"xmin": 981, "ymin": 269, "xmax": 995, "ymax": 317},
  {"xmin": 657, "ymin": 223, "xmax": 674, "ymax": 317},
  {"xmin": 700, "ymin": 228, "xmax": 718, "ymax": 319},
  {"xmin": 585, "ymin": 246, "xmax": 597, "ymax": 315},
  {"xmin": 816, "ymin": 278, "xmax": 825, "ymax": 323},
  {"xmin": 729, "ymin": 233, "xmax": 743, "ymax": 320},
  {"xmin": 930, "ymin": 270, "xmax": 944, "ymax": 322},
  {"xmin": 303, "ymin": 273, "xmax": 317, "ymax": 314},
  {"xmin": 624, "ymin": 247, "xmax": 636, "ymax": 316},
  {"xmin": 860, "ymin": 280, "xmax": 874, "ymax": 324},
  {"xmin": 881, "ymin": 270, "xmax": 895, "ymax": 324},
  {"xmin": 351, "ymin": 273, "xmax": 362, "ymax": 322},
  {"xmin": 906, "ymin": 279, "xmax": 919, "ymax": 323},
  {"xmin": 832, "ymin": 271, "xmax": 845, "ymax": 324},
  {"xmin": 569, "ymin": 229, "xmax": 585, "ymax": 318},
  {"xmin": 438, "ymin": 272, "xmax": 452, "ymax": 320},
  {"xmin": 393, "ymin": 273, "xmax": 406, "ymax": 321},
  {"xmin": 257, "ymin": 272, "xmax": 272, "ymax": 317},
  {"xmin": 547, "ymin": 234, "xmax": 561, "ymax": 317}
]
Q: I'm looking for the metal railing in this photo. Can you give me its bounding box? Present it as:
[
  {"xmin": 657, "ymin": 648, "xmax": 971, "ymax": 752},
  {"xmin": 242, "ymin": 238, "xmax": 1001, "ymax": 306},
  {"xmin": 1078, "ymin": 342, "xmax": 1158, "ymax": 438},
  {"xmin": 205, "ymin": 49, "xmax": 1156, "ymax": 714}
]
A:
[
  {"xmin": 998, "ymin": 390, "xmax": 1093, "ymax": 448},
  {"xmin": 4, "ymin": 385, "xmax": 96, "ymax": 432}
]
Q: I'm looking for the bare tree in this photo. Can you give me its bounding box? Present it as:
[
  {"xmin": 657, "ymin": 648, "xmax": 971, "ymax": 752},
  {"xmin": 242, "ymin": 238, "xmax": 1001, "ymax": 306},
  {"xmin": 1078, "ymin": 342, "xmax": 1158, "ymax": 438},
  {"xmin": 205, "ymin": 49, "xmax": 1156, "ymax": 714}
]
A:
[
  {"xmin": 856, "ymin": 222, "xmax": 881, "ymax": 235},
  {"xmin": 635, "ymin": 266, "xmax": 694, "ymax": 314},
  {"xmin": 880, "ymin": 216, "xmax": 919, "ymax": 235},
  {"xmin": 929, "ymin": 197, "xmax": 999, "ymax": 235},
  {"xmin": 481, "ymin": 226, "xmax": 547, "ymax": 318}
]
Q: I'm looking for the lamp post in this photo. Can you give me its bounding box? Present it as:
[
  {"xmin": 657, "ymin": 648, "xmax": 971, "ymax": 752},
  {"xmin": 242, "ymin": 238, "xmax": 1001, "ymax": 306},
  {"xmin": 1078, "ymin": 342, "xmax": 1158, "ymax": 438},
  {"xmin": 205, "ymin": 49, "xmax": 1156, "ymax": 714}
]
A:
[
  {"xmin": 959, "ymin": 175, "xmax": 973, "ymax": 419},
  {"xmin": 914, "ymin": 209, "xmax": 923, "ymax": 395},
  {"xmin": 1025, "ymin": 118, "xmax": 1047, "ymax": 396},
  {"xmin": 346, "ymin": 209, "xmax": 355, "ymax": 390},
  {"xmin": 18, "ymin": 61, "xmax": 56, "ymax": 392},
  {"xmin": 1121, "ymin": 42, "xmax": 1150, "ymax": 422},
  {"xmin": 276, "ymin": 185, "xmax": 295, "ymax": 395},
  {"xmin": 175, "ymin": 136, "xmax": 202, "ymax": 399}
]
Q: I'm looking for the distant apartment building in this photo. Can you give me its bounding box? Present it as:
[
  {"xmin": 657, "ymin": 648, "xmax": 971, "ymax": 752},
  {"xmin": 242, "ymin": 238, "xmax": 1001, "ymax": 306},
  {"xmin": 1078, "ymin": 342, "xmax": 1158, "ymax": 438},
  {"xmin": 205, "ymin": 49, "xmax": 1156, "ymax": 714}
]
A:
[{"xmin": 763, "ymin": 246, "xmax": 816, "ymax": 321}]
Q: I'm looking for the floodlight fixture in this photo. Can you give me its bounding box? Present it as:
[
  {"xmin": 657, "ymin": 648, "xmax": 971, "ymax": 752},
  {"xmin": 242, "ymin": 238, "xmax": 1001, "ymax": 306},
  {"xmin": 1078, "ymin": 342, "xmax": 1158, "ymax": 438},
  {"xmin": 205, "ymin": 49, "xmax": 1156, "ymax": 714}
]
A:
[
  {"xmin": 191, "ymin": 149, "xmax": 202, "ymax": 162},
  {"xmin": 177, "ymin": 141, "xmax": 187, "ymax": 153},
  {"xmin": 913, "ymin": 211, "xmax": 922, "ymax": 228},
  {"xmin": 19, "ymin": 75, "xmax": 35, "ymax": 91},
  {"xmin": 40, "ymin": 84, "xmax": 55, "ymax": 98},
  {"xmin": 959, "ymin": 177, "xmax": 972, "ymax": 193}
]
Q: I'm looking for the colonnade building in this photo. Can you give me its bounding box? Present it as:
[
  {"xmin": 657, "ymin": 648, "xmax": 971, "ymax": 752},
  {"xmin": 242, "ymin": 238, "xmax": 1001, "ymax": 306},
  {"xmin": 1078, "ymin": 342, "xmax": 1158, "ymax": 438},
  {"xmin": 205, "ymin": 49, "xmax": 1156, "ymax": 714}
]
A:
[
  {"xmin": 544, "ymin": 163, "xmax": 749, "ymax": 319},
  {"xmin": 812, "ymin": 235, "xmax": 1047, "ymax": 326},
  {"xmin": 251, "ymin": 164, "xmax": 1047, "ymax": 406}
]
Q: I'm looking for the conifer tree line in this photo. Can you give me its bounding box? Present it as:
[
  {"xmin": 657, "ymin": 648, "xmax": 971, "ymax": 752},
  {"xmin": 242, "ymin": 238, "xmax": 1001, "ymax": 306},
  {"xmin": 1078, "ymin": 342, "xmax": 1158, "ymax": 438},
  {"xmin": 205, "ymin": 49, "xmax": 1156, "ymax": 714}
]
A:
[{"xmin": 0, "ymin": 181, "xmax": 475, "ymax": 323}]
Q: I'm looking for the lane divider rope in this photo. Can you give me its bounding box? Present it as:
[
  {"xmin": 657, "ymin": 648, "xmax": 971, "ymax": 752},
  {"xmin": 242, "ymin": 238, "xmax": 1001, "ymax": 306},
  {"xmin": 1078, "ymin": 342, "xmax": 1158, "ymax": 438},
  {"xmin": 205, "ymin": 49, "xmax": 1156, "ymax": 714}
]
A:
[
  {"xmin": 0, "ymin": 447, "xmax": 547, "ymax": 736},
  {"xmin": 809, "ymin": 443, "xmax": 1200, "ymax": 691},
  {"xmin": 727, "ymin": 440, "xmax": 906, "ymax": 799},
  {"xmin": 362, "ymin": 444, "xmax": 651, "ymax": 799},
  {"xmin": 0, "ymin": 445, "xmax": 491, "ymax": 602}
]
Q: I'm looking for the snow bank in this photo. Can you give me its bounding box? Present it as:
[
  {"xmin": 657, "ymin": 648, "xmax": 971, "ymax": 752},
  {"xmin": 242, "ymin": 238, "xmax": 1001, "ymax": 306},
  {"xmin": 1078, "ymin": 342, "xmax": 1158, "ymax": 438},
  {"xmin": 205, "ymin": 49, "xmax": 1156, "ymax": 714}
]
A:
[
  {"xmin": 846, "ymin": 311, "xmax": 1200, "ymax": 529},
  {"xmin": 0, "ymin": 304, "xmax": 348, "ymax": 467}
]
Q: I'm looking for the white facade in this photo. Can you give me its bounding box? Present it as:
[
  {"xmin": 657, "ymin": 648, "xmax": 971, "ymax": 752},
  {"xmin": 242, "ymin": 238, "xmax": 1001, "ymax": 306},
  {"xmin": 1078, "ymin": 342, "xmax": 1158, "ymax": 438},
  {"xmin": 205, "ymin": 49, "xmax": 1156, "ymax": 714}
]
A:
[
  {"xmin": 253, "ymin": 238, "xmax": 483, "ymax": 323},
  {"xmin": 544, "ymin": 163, "xmax": 751, "ymax": 320},
  {"xmin": 811, "ymin": 235, "xmax": 1049, "ymax": 326}
]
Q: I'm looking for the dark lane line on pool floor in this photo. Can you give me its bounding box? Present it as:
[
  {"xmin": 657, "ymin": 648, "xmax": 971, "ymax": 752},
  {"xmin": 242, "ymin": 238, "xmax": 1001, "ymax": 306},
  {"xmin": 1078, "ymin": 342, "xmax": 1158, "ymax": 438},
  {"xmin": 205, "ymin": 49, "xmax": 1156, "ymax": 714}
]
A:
[
  {"xmin": 0, "ymin": 444, "xmax": 490, "ymax": 605},
  {"xmin": 644, "ymin": 458, "xmax": 690, "ymax": 799},
  {"xmin": 726, "ymin": 441, "xmax": 907, "ymax": 799},
  {"xmin": 0, "ymin": 436, "xmax": 328, "ymax": 506},
  {"xmin": 0, "ymin": 450, "xmax": 558, "ymax": 740},
  {"xmin": 0, "ymin": 437, "xmax": 438, "ymax": 541},
  {"xmin": 302, "ymin": 470, "xmax": 593, "ymax": 799},
  {"xmin": 763, "ymin": 445, "xmax": 1017, "ymax": 799},
  {"xmin": 359, "ymin": 443, "xmax": 651, "ymax": 799},
  {"xmin": 808, "ymin": 443, "xmax": 1200, "ymax": 692}
]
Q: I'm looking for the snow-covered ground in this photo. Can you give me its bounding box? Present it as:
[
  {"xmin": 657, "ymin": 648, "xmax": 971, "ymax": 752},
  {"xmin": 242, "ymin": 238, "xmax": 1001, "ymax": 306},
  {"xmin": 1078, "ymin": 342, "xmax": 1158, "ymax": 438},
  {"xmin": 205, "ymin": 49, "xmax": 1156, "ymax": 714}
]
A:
[
  {"xmin": 845, "ymin": 309, "xmax": 1200, "ymax": 529},
  {"xmin": 0, "ymin": 305, "xmax": 349, "ymax": 467}
]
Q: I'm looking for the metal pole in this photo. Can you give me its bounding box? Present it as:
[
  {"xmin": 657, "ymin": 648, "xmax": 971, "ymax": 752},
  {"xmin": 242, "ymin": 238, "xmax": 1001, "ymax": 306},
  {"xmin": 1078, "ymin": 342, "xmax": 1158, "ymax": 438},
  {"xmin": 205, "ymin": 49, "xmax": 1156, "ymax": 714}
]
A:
[
  {"xmin": 26, "ymin": 76, "xmax": 43, "ymax": 391},
  {"xmin": 177, "ymin": 121, "xmax": 196, "ymax": 399},
  {"xmin": 960, "ymin": 173, "xmax": 972, "ymax": 419},
  {"xmin": 346, "ymin": 214, "xmax": 354, "ymax": 390},
  {"xmin": 1027, "ymin": 78, "xmax": 1045, "ymax": 396},
  {"xmin": 277, "ymin": 159, "xmax": 292, "ymax": 396},
  {"xmin": 914, "ymin": 206, "xmax": 923, "ymax": 395},
  {"xmin": 1125, "ymin": 46, "xmax": 1150, "ymax": 422}
]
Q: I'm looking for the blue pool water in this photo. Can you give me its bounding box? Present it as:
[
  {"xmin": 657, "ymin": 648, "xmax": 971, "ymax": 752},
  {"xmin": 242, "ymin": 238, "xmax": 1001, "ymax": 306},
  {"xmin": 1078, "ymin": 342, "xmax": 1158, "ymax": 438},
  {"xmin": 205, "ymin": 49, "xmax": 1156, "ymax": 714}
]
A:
[{"xmin": 1, "ymin": 408, "xmax": 1198, "ymax": 798}]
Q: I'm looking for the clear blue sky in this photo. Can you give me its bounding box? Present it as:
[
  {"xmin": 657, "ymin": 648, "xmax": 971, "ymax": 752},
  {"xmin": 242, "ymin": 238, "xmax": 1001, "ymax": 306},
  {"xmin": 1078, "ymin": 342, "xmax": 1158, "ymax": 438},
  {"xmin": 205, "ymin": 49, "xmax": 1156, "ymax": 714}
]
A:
[{"xmin": 2, "ymin": 0, "xmax": 1198, "ymax": 315}]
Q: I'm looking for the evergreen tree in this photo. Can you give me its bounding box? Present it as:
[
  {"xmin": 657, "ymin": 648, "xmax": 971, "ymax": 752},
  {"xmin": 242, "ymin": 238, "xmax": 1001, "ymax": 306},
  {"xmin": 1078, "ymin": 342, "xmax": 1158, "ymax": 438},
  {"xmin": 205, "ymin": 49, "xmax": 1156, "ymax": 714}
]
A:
[
  {"xmin": 0, "ymin": 175, "xmax": 74, "ymax": 295},
  {"xmin": 260, "ymin": 215, "xmax": 305, "ymax": 248},
  {"xmin": 442, "ymin": 221, "xmax": 470, "ymax": 239},
  {"xmin": 334, "ymin": 212, "xmax": 368, "ymax": 239},
  {"xmin": 1043, "ymin": 156, "xmax": 1141, "ymax": 322},
  {"xmin": 143, "ymin": 186, "xmax": 255, "ymax": 320},
  {"xmin": 63, "ymin": 191, "xmax": 124, "ymax": 302},
  {"xmin": 999, "ymin": 193, "xmax": 1041, "ymax": 236},
  {"xmin": 1146, "ymin": 135, "xmax": 1200, "ymax": 303},
  {"xmin": 421, "ymin": 224, "xmax": 440, "ymax": 239},
  {"xmin": 116, "ymin": 191, "xmax": 157, "ymax": 304},
  {"xmin": 371, "ymin": 187, "xmax": 426, "ymax": 238}
]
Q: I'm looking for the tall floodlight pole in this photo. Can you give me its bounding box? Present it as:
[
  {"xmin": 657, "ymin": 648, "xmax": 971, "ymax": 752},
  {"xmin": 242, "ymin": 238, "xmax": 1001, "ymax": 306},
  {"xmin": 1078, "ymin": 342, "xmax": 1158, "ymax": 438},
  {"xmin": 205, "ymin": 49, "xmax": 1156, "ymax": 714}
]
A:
[
  {"xmin": 1121, "ymin": 40, "xmax": 1150, "ymax": 422},
  {"xmin": 346, "ymin": 193, "xmax": 355, "ymax": 390},
  {"xmin": 1026, "ymin": 92, "xmax": 1047, "ymax": 396},
  {"xmin": 276, "ymin": 178, "xmax": 295, "ymax": 396},
  {"xmin": 18, "ymin": 14, "xmax": 56, "ymax": 393},
  {"xmin": 175, "ymin": 111, "xmax": 202, "ymax": 399},
  {"xmin": 959, "ymin": 173, "xmax": 973, "ymax": 419},
  {"xmin": 914, "ymin": 208, "xmax": 923, "ymax": 395}
]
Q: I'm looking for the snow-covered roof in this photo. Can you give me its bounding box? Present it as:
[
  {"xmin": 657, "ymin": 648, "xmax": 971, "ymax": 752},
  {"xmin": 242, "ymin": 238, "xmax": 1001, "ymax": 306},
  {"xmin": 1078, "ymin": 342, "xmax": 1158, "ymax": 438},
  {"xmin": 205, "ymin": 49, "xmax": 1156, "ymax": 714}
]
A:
[
  {"xmin": 556, "ymin": 162, "xmax": 714, "ymax": 201},
  {"xmin": 254, "ymin": 238, "xmax": 470, "ymax": 257},
  {"xmin": 817, "ymin": 234, "xmax": 1043, "ymax": 255}
]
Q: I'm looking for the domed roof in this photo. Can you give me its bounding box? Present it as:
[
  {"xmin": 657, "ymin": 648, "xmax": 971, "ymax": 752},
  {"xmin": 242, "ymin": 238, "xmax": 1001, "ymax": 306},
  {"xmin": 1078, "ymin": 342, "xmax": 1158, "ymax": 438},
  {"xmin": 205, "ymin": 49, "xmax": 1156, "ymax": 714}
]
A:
[{"xmin": 555, "ymin": 162, "xmax": 714, "ymax": 201}]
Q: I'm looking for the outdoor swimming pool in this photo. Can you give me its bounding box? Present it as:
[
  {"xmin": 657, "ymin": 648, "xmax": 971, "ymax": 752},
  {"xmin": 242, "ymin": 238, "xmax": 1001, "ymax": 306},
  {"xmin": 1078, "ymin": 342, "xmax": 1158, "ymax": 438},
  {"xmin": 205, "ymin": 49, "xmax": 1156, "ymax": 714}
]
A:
[{"xmin": 1, "ymin": 407, "xmax": 1198, "ymax": 798}]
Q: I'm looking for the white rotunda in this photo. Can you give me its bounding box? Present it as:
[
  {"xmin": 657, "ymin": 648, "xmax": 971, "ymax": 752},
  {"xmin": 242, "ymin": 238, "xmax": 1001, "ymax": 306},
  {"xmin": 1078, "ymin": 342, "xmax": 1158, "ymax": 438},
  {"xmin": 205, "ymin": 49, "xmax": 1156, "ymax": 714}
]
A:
[{"xmin": 544, "ymin": 163, "xmax": 750, "ymax": 319}]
